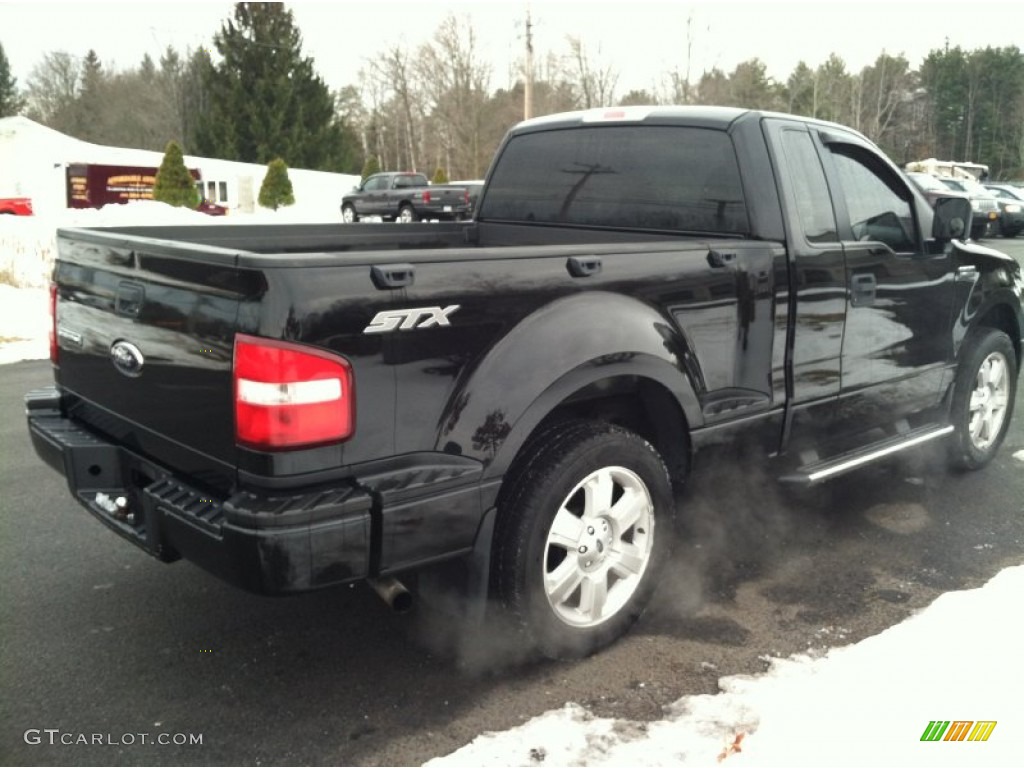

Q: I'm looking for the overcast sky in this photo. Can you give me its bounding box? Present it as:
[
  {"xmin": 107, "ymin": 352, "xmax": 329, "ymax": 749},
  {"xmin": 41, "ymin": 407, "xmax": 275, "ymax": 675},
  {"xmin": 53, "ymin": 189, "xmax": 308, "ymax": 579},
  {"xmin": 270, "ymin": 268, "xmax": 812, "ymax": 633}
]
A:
[{"xmin": 3, "ymin": 0, "xmax": 1024, "ymax": 98}]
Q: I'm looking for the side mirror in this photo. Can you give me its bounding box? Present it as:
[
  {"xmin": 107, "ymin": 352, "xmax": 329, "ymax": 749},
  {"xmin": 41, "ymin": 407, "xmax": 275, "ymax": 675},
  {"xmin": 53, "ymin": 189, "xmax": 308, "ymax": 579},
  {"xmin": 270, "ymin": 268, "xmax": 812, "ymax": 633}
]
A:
[{"xmin": 932, "ymin": 196, "xmax": 971, "ymax": 241}]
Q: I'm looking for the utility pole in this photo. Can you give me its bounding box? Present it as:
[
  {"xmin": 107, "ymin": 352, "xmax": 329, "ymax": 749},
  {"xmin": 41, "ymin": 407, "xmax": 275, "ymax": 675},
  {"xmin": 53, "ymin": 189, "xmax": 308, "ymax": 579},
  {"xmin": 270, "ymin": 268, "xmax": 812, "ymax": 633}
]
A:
[{"xmin": 524, "ymin": 4, "xmax": 534, "ymax": 120}]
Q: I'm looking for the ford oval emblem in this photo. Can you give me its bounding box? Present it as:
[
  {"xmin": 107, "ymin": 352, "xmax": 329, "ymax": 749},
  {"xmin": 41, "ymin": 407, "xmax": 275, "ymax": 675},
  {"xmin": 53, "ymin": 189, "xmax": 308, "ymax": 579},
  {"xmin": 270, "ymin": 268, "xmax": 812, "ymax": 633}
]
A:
[{"xmin": 110, "ymin": 340, "xmax": 144, "ymax": 378}]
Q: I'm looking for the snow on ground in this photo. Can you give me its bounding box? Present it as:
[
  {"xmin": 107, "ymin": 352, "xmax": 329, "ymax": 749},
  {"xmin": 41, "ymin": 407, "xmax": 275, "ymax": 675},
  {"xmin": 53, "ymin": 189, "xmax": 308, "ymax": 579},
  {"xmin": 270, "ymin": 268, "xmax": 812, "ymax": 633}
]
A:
[
  {"xmin": 1014, "ymin": 450, "xmax": 1024, "ymax": 463},
  {"xmin": 428, "ymin": 565, "xmax": 1023, "ymax": 768},
  {"xmin": 0, "ymin": 284, "xmax": 48, "ymax": 364}
]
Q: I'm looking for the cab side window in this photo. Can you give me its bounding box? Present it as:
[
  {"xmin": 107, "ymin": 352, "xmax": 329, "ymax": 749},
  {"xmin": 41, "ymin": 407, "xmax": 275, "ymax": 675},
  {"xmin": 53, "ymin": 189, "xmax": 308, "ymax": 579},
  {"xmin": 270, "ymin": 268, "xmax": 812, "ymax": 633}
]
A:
[
  {"xmin": 780, "ymin": 130, "xmax": 837, "ymax": 243},
  {"xmin": 830, "ymin": 147, "xmax": 916, "ymax": 252}
]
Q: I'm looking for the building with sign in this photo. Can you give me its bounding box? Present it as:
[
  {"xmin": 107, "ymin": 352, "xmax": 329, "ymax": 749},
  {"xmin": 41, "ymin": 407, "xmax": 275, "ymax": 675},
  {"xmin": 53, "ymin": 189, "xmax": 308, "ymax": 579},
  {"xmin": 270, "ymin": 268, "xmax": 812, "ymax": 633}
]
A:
[{"xmin": 0, "ymin": 116, "xmax": 358, "ymax": 218}]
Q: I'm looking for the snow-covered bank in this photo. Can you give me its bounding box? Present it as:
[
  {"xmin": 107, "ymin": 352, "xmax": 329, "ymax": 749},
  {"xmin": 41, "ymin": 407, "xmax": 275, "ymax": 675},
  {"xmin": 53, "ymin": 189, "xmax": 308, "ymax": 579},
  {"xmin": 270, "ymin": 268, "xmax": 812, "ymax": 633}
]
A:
[
  {"xmin": 0, "ymin": 199, "xmax": 346, "ymax": 290},
  {"xmin": 0, "ymin": 201, "xmax": 220, "ymax": 289},
  {"xmin": 427, "ymin": 565, "xmax": 1024, "ymax": 767},
  {"xmin": 0, "ymin": 284, "xmax": 48, "ymax": 364}
]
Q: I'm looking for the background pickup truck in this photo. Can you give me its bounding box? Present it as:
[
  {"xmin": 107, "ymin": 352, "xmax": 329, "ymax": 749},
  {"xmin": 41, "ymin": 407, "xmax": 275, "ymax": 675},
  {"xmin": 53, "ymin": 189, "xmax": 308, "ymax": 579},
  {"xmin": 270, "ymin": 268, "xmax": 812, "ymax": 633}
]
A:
[
  {"xmin": 28, "ymin": 106, "xmax": 1022, "ymax": 660},
  {"xmin": 341, "ymin": 171, "xmax": 471, "ymax": 223}
]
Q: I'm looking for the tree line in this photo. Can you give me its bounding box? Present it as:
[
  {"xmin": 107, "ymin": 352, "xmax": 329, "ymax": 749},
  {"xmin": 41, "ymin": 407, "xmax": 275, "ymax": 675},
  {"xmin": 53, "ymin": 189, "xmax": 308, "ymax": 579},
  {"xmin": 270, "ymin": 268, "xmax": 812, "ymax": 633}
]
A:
[{"xmin": 2, "ymin": 3, "xmax": 1023, "ymax": 181}]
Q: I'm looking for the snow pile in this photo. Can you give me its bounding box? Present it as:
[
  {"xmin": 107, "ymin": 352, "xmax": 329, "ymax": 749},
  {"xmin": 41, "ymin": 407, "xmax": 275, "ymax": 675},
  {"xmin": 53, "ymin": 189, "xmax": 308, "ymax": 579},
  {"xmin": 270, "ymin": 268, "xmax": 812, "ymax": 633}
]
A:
[
  {"xmin": 427, "ymin": 565, "xmax": 1024, "ymax": 768},
  {"xmin": 0, "ymin": 198, "xmax": 351, "ymax": 291},
  {"xmin": 0, "ymin": 284, "xmax": 48, "ymax": 364},
  {"xmin": 0, "ymin": 201, "xmax": 217, "ymax": 288},
  {"xmin": 0, "ymin": 214, "xmax": 59, "ymax": 288}
]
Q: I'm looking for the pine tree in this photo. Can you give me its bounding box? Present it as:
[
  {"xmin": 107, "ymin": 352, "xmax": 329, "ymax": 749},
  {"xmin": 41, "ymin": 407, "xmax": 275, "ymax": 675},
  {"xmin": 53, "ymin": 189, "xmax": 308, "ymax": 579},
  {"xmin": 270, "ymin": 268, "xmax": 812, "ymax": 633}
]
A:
[
  {"xmin": 0, "ymin": 42, "xmax": 25, "ymax": 117},
  {"xmin": 76, "ymin": 49, "xmax": 106, "ymax": 142},
  {"xmin": 361, "ymin": 155, "xmax": 381, "ymax": 181},
  {"xmin": 153, "ymin": 140, "xmax": 201, "ymax": 208},
  {"xmin": 194, "ymin": 3, "xmax": 359, "ymax": 172},
  {"xmin": 258, "ymin": 158, "xmax": 295, "ymax": 210},
  {"xmin": 431, "ymin": 167, "xmax": 449, "ymax": 185}
]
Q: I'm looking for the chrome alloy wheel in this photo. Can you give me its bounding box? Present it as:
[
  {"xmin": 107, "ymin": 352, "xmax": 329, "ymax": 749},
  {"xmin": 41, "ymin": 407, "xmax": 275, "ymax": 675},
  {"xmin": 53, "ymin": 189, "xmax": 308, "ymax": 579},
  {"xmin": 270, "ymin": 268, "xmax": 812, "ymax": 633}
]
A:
[
  {"xmin": 968, "ymin": 351, "xmax": 1010, "ymax": 451},
  {"xmin": 542, "ymin": 466, "xmax": 655, "ymax": 628}
]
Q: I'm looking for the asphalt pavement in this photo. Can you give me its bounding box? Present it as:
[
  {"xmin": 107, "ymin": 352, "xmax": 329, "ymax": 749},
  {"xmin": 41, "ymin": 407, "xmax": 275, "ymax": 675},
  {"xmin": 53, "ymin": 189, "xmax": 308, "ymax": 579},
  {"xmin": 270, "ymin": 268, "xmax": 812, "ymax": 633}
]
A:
[{"xmin": 2, "ymin": 238, "xmax": 1023, "ymax": 766}]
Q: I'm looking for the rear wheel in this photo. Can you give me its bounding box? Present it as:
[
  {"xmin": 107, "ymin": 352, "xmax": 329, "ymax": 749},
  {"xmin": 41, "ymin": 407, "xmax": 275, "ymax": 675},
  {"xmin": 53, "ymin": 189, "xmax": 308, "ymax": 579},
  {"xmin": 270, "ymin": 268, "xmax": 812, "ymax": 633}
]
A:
[
  {"xmin": 948, "ymin": 328, "xmax": 1017, "ymax": 470},
  {"xmin": 397, "ymin": 204, "xmax": 418, "ymax": 223},
  {"xmin": 493, "ymin": 421, "xmax": 673, "ymax": 659},
  {"xmin": 341, "ymin": 204, "xmax": 358, "ymax": 223}
]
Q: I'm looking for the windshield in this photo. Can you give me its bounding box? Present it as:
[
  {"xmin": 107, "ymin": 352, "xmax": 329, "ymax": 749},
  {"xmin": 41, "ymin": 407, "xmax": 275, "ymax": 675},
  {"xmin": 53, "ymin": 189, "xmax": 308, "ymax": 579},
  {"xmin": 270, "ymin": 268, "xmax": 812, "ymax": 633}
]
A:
[
  {"xmin": 908, "ymin": 172, "xmax": 946, "ymax": 192},
  {"xmin": 988, "ymin": 185, "xmax": 1024, "ymax": 202},
  {"xmin": 959, "ymin": 178, "xmax": 992, "ymax": 196}
]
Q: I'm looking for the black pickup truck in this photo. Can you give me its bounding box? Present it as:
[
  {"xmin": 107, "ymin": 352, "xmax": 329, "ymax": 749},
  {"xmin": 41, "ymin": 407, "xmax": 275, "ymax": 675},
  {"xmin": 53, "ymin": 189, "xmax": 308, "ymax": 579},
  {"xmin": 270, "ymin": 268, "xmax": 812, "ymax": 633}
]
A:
[
  {"xmin": 340, "ymin": 171, "xmax": 471, "ymax": 223},
  {"xmin": 27, "ymin": 106, "xmax": 1022, "ymax": 659}
]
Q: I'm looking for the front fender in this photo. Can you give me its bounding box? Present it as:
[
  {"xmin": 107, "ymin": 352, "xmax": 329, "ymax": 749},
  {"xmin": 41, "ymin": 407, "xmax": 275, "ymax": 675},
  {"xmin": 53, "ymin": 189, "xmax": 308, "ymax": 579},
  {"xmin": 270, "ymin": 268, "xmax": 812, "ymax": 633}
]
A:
[
  {"xmin": 953, "ymin": 241, "xmax": 1024, "ymax": 358},
  {"xmin": 433, "ymin": 291, "xmax": 703, "ymax": 477}
]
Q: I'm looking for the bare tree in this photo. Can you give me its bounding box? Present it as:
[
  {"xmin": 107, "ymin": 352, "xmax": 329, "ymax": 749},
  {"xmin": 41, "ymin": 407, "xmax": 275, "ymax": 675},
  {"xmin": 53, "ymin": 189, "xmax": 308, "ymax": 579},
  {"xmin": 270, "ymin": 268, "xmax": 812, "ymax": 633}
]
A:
[
  {"xmin": 368, "ymin": 46, "xmax": 424, "ymax": 171},
  {"xmin": 566, "ymin": 36, "xmax": 618, "ymax": 108},
  {"xmin": 24, "ymin": 51, "xmax": 80, "ymax": 132},
  {"xmin": 856, "ymin": 52, "xmax": 915, "ymax": 147},
  {"xmin": 417, "ymin": 14, "xmax": 492, "ymax": 178}
]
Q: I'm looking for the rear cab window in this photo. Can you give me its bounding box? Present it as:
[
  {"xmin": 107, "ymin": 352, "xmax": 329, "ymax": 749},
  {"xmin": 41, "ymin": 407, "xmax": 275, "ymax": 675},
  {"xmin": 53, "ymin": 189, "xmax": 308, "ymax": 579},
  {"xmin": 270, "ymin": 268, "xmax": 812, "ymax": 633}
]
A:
[{"xmin": 479, "ymin": 125, "xmax": 750, "ymax": 235}]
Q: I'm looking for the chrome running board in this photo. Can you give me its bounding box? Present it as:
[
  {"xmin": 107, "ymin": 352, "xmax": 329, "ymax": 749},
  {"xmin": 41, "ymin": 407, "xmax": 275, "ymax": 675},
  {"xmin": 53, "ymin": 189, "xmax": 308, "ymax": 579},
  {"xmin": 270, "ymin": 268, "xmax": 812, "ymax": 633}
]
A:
[{"xmin": 780, "ymin": 424, "xmax": 954, "ymax": 485}]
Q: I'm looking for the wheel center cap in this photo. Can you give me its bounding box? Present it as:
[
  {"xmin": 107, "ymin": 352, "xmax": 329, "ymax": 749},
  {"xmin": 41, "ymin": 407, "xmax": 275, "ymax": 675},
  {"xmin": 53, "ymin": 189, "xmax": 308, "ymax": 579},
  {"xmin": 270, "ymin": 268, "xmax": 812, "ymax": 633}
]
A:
[{"xmin": 577, "ymin": 519, "xmax": 613, "ymax": 568}]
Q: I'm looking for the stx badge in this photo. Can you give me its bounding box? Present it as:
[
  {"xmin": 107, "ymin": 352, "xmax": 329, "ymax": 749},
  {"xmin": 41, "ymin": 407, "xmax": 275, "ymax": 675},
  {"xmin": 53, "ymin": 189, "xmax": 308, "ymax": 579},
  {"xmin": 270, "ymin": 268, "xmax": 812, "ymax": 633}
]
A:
[{"xmin": 363, "ymin": 305, "xmax": 460, "ymax": 334}]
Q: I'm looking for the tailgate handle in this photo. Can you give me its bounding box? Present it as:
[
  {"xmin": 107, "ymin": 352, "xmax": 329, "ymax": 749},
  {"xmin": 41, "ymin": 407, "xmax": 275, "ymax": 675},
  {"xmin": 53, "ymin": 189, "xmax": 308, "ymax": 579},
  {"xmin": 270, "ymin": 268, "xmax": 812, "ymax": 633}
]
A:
[
  {"xmin": 115, "ymin": 282, "xmax": 144, "ymax": 317},
  {"xmin": 567, "ymin": 256, "xmax": 602, "ymax": 278},
  {"xmin": 371, "ymin": 264, "xmax": 415, "ymax": 290}
]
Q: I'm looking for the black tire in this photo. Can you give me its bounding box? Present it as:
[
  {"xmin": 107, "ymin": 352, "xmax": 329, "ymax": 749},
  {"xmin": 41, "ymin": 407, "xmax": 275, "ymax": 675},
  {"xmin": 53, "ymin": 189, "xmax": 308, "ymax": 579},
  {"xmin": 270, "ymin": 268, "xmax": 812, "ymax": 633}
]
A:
[
  {"xmin": 493, "ymin": 420, "xmax": 674, "ymax": 659},
  {"xmin": 397, "ymin": 204, "xmax": 418, "ymax": 223},
  {"xmin": 341, "ymin": 204, "xmax": 359, "ymax": 223},
  {"xmin": 948, "ymin": 328, "xmax": 1017, "ymax": 471},
  {"xmin": 998, "ymin": 221, "xmax": 1022, "ymax": 238}
]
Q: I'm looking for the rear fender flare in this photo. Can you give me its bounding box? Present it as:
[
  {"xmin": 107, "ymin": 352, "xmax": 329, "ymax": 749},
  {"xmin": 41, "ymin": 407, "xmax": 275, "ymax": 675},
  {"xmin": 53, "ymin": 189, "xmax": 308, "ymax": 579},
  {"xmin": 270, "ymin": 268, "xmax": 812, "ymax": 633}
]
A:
[{"xmin": 433, "ymin": 291, "xmax": 703, "ymax": 476}]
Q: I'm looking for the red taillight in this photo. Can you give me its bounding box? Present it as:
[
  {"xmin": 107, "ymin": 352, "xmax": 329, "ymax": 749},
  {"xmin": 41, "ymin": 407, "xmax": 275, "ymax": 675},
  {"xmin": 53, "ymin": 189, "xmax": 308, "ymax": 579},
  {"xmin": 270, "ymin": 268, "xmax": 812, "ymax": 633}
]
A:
[
  {"xmin": 233, "ymin": 334, "xmax": 354, "ymax": 450},
  {"xmin": 423, "ymin": 189, "xmax": 431, "ymax": 204},
  {"xmin": 464, "ymin": 189, "xmax": 470, "ymax": 205},
  {"xmin": 49, "ymin": 283, "xmax": 58, "ymax": 364}
]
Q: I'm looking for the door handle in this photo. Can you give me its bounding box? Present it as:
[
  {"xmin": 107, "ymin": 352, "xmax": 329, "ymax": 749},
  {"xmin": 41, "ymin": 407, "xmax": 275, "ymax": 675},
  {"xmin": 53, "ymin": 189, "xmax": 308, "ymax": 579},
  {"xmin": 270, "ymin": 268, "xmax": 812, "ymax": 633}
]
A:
[
  {"xmin": 707, "ymin": 250, "xmax": 737, "ymax": 268},
  {"xmin": 850, "ymin": 272, "xmax": 877, "ymax": 307},
  {"xmin": 567, "ymin": 256, "xmax": 602, "ymax": 278},
  {"xmin": 371, "ymin": 263, "xmax": 415, "ymax": 290}
]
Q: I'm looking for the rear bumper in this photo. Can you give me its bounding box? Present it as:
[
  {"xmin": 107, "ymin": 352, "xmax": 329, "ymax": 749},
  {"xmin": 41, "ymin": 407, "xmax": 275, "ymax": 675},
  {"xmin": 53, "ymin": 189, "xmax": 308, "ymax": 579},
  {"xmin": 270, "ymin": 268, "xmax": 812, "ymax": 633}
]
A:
[
  {"xmin": 26, "ymin": 388, "xmax": 373, "ymax": 595},
  {"xmin": 417, "ymin": 205, "xmax": 471, "ymax": 221}
]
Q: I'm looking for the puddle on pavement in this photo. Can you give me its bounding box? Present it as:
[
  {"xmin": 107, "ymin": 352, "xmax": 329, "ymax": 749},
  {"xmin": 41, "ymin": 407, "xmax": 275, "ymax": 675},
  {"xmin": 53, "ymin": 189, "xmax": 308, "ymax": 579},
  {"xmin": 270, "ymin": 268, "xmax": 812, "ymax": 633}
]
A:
[{"xmin": 863, "ymin": 502, "xmax": 930, "ymax": 534}]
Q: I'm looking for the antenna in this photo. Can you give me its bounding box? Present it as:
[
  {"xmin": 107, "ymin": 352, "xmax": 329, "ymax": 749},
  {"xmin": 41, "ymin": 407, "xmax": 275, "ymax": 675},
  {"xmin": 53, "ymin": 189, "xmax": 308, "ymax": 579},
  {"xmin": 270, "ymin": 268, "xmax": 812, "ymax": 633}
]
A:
[{"xmin": 524, "ymin": 3, "xmax": 534, "ymax": 120}]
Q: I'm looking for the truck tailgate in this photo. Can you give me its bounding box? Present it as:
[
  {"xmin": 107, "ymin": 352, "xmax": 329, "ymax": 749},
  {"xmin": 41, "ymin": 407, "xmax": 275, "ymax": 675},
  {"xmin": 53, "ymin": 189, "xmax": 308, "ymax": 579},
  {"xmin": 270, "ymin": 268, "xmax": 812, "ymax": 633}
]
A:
[{"xmin": 52, "ymin": 229, "xmax": 262, "ymax": 491}]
